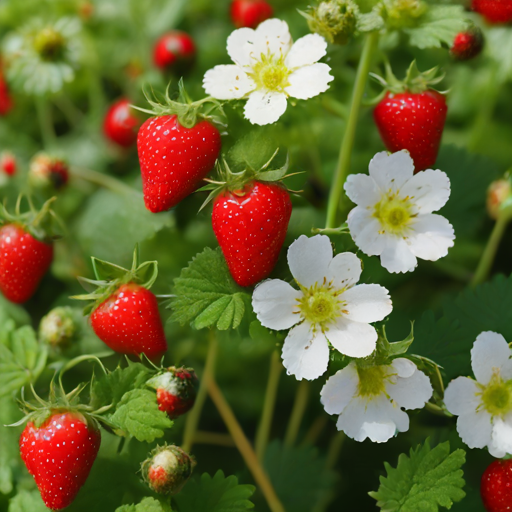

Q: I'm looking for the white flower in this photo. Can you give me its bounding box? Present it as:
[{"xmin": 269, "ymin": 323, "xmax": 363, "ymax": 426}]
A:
[
  {"xmin": 252, "ymin": 235, "xmax": 392, "ymax": 381},
  {"xmin": 203, "ymin": 18, "xmax": 334, "ymax": 126},
  {"xmin": 321, "ymin": 358, "xmax": 433, "ymax": 442},
  {"xmin": 444, "ymin": 331, "xmax": 512, "ymax": 458},
  {"xmin": 344, "ymin": 150, "xmax": 455, "ymax": 274}
]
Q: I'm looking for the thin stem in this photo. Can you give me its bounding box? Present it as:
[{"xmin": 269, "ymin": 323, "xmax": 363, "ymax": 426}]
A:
[
  {"xmin": 71, "ymin": 166, "xmax": 138, "ymax": 196},
  {"xmin": 36, "ymin": 96, "xmax": 56, "ymax": 149},
  {"xmin": 207, "ymin": 376, "xmax": 286, "ymax": 512},
  {"xmin": 182, "ymin": 331, "xmax": 218, "ymax": 453},
  {"xmin": 284, "ymin": 380, "xmax": 310, "ymax": 447},
  {"xmin": 301, "ymin": 415, "xmax": 328, "ymax": 446},
  {"xmin": 193, "ymin": 430, "xmax": 235, "ymax": 447},
  {"xmin": 325, "ymin": 431, "xmax": 346, "ymax": 470},
  {"xmin": 325, "ymin": 31, "xmax": 379, "ymax": 229},
  {"xmin": 255, "ymin": 350, "xmax": 283, "ymax": 460}
]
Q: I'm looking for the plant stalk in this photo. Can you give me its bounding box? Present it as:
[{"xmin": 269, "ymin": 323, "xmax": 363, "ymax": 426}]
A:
[
  {"xmin": 36, "ymin": 97, "xmax": 56, "ymax": 149},
  {"xmin": 284, "ymin": 380, "xmax": 310, "ymax": 447},
  {"xmin": 71, "ymin": 166, "xmax": 139, "ymax": 196}
]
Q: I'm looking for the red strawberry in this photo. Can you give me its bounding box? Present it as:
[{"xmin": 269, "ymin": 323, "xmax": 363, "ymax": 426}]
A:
[
  {"xmin": 230, "ymin": 0, "xmax": 274, "ymax": 28},
  {"xmin": 147, "ymin": 366, "xmax": 199, "ymax": 419},
  {"xmin": 481, "ymin": 459, "xmax": 512, "ymax": 512},
  {"xmin": 472, "ymin": 0, "xmax": 512, "ymax": 24},
  {"xmin": 0, "ymin": 72, "xmax": 12, "ymax": 116},
  {"xmin": 374, "ymin": 90, "xmax": 447, "ymax": 172},
  {"xmin": 153, "ymin": 31, "xmax": 196, "ymax": 74},
  {"xmin": 212, "ymin": 181, "xmax": 292, "ymax": 287},
  {"xmin": 103, "ymin": 98, "xmax": 140, "ymax": 148},
  {"xmin": 451, "ymin": 27, "xmax": 484, "ymax": 60},
  {"xmin": 0, "ymin": 224, "xmax": 53, "ymax": 303},
  {"xmin": 137, "ymin": 114, "xmax": 221, "ymax": 213},
  {"xmin": 20, "ymin": 411, "xmax": 100, "ymax": 510},
  {"xmin": 1, "ymin": 151, "xmax": 16, "ymax": 176},
  {"xmin": 90, "ymin": 282, "xmax": 167, "ymax": 359}
]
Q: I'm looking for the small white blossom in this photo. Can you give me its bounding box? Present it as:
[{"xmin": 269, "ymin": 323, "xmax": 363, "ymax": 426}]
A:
[
  {"xmin": 444, "ymin": 331, "xmax": 512, "ymax": 458},
  {"xmin": 321, "ymin": 358, "xmax": 432, "ymax": 442},
  {"xmin": 252, "ymin": 235, "xmax": 392, "ymax": 381},
  {"xmin": 203, "ymin": 18, "xmax": 334, "ymax": 125},
  {"xmin": 344, "ymin": 150, "xmax": 455, "ymax": 274}
]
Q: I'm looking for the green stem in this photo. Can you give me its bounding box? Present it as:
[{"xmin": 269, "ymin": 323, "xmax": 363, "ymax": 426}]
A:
[
  {"xmin": 36, "ymin": 96, "xmax": 56, "ymax": 149},
  {"xmin": 255, "ymin": 350, "xmax": 283, "ymax": 461},
  {"xmin": 193, "ymin": 430, "xmax": 235, "ymax": 447},
  {"xmin": 325, "ymin": 31, "xmax": 379, "ymax": 229},
  {"xmin": 182, "ymin": 331, "xmax": 218, "ymax": 453},
  {"xmin": 325, "ymin": 431, "xmax": 346, "ymax": 470},
  {"xmin": 71, "ymin": 166, "xmax": 139, "ymax": 196},
  {"xmin": 284, "ymin": 380, "xmax": 310, "ymax": 447}
]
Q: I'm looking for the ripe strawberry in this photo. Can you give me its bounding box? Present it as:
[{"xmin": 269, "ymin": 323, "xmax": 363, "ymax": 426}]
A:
[
  {"xmin": 1, "ymin": 151, "xmax": 16, "ymax": 176},
  {"xmin": 0, "ymin": 224, "xmax": 53, "ymax": 303},
  {"xmin": 147, "ymin": 366, "xmax": 199, "ymax": 419},
  {"xmin": 230, "ymin": 0, "xmax": 274, "ymax": 28},
  {"xmin": 451, "ymin": 27, "xmax": 484, "ymax": 60},
  {"xmin": 0, "ymin": 71, "xmax": 12, "ymax": 116},
  {"xmin": 153, "ymin": 31, "xmax": 196, "ymax": 74},
  {"xmin": 103, "ymin": 98, "xmax": 140, "ymax": 148},
  {"xmin": 142, "ymin": 444, "xmax": 195, "ymax": 495},
  {"xmin": 212, "ymin": 181, "xmax": 292, "ymax": 287},
  {"xmin": 472, "ymin": 0, "xmax": 512, "ymax": 24},
  {"xmin": 481, "ymin": 459, "xmax": 512, "ymax": 512},
  {"xmin": 20, "ymin": 411, "xmax": 100, "ymax": 510},
  {"xmin": 137, "ymin": 114, "xmax": 221, "ymax": 213},
  {"xmin": 90, "ymin": 282, "xmax": 167, "ymax": 359}
]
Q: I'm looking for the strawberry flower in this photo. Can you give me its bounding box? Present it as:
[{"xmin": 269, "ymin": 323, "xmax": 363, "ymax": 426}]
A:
[
  {"xmin": 344, "ymin": 150, "xmax": 455, "ymax": 273},
  {"xmin": 321, "ymin": 358, "xmax": 433, "ymax": 442},
  {"xmin": 203, "ymin": 18, "xmax": 334, "ymax": 125},
  {"xmin": 252, "ymin": 235, "xmax": 392, "ymax": 381},
  {"xmin": 444, "ymin": 331, "xmax": 512, "ymax": 458}
]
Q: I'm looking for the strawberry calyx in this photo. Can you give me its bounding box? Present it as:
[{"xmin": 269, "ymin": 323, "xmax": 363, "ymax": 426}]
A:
[
  {"xmin": 0, "ymin": 196, "xmax": 61, "ymax": 242},
  {"xmin": 133, "ymin": 78, "xmax": 226, "ymax": 130},
  {"xmin": 71, "ymin": 245, "xmax": 159, "ymax": 314}
]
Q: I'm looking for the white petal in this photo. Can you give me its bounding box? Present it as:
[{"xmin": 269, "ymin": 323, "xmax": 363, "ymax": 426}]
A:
[
  {"xmin": 285, "ymin": 63, "xmax": 333, "ymax": 100},
  {"xmin": 390, "ymin": 358, "xmax": 416, "ymax": 378},
  {"xmin": 380, "ymin": 237, "xmax": 418, "ymax": 273},
  {"xmin": 491, "ymin": 416, "xmax": 512, "ymax": 456},
  {"xmin": 368, "ymin": 151, "xmax": 415, "ymax": 193},
  {"xmin": 488, "ymin": 440, "xmax": 507, "ymax": 458},
  {"xmin": 287, "ymin": 234, "xmax": 332, "ymax": 288},
  {"xmin": 252, "ymin": 279, "xmax": 302, "ymax": 330},
  {"xmin": 471, "ymin": 331, "xmax": 512, "ymax": 384},
  {"xmin": 243, "ymin": 90, "xmax": 287, "ymax": 125},
  {"xmin": 284, "ymin": 33, "xmax": 327, "ymax": 69},
  {"xmin": 227, "ymin": 27, "xmax": 256, "ymax": 67},
  {"xmin": 344, "ymin": 173, "xmax": 381, "ymax": 208},
  {"xmin": 341, "ymin": 284, "xmax": 392, "ymax": 323},
  {"xmin": 456, "ymin": 409, "xmax": 493, "ymax": 449},
  {"xmin": 400, "ymin": 169, "xmax": 451, "ymax": 214},
  {"xmin": 203, "ymin": 65, "xmax": 255, "ymax": 100},
  {"xmin": 252, "ymin": 19, "xmax": 292, "ymax": 58},
  {"xmin": 408, "ymin": 214, "xmax": 455, "ymax": 261},
  {"xmin": 348, "ymin": 208, "xmax": 386, "ymax": 256},
  {"xmin": 386, "ymin": 365, "xmax": 433, "ymax": 410},
  {"xmin": 320, "ymin": 363, "xmax": 359, "ymax": 415},
  {"xmin": 444, "ymin": 377, "xmax": 481, "ymax": 416},
  {"xmin": 325, "ymin": 252, "xmax": 362, "ymax": 290},
  {"xmin": 327, "ymin": 318, "xmax": 377, "ymax": 358},
  {"xmin": 282, "ymin": 322, "xmax": 329, "ymax": 381}
]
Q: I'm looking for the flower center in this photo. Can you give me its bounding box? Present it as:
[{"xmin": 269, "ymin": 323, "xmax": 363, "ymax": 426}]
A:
[
  {"xmin": 33, "ymin": 28, "xmax": 66, "ymax": 61},
  {"xmin": 480, "ymin": 371, "xmax": 512, "ymax": 417},
  {"xmin": 374, "ymin": 193, "xmax": 413, "ymax": 234},
  {"xmin": 250, "ymin": 54, "xmax": 290, "ymax": 93},
  {"xmin": 298, "ymin": 283, "xmax": 342, "ymax": 327},
  {"xmin": 357, "ymin": 365, "xmax": 387, "ymax": 397}
]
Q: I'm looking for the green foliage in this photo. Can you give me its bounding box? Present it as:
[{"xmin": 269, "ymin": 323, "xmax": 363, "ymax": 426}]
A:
[
  {"xmin": 263, "ymin": 440, "xmax": 337, "ymax": 512},
  {"xmin": 170, "ymin": 248, "xmax": 251, "ymax": 330},
  {"xmin": 0, "ymin": 397, "xmax": 22, "ymax": 495},
  {"xmin": 486, "ymin": 27, "xmax": 512, "ymax": 84},
  {"xmin": 116, "ymin": 497, "xmax": 172, "ymax": 512},
  {"xmin": 7, "ymin": 490, "xmax": 47, "ymax": 512},
  {"xmin": 173, "ymin": 471, "xmax": 255, "ymax": 512},
  {"xmin": 369, "ymin": 440, "xmax": 466, "ymax": 512},
  {"xmin": 110, "ymin": 389, "xmax": 173, "ymax": 442}
]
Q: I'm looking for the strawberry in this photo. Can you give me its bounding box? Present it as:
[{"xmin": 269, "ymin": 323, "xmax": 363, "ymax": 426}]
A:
[
  {"xmin": 29, "ymin": 153, "xmax": 69, "ymax": 190},
  {"xmin": 147, "ymin": 366, "xmax": 199, "ymax": 419},
  {"xmin": 230, "ymin": 0, "xmax": 274, "ymax": 28},
  {"xmin": 20, "ymin": 411, "xmax": 101, "ymax": 510},
  {"xmin": 472, "ymin": 0, "xmax": 512, "ymax": 24},
  {"xmin": 212, "ymin": 180, "xmax": 292, "ymax": 287},
  {"xmin": 481, "ymin": 459, "xmax": 512, "ymax": 512},
  {"xmin": 137, "ymin": 114, "xmax": 221, "ymax": 213},
  {"xmin": 451, "ymin": 27, "xmax": 484, "ymax": 60},
  {"xmin": 153, "ymin": 31, "xmax": 196, "ymax": 74},
  {"xmin": 0, "ymin": 71, "xmax": 12, "ymax": 116},
  {"xmin": 142, "ymin": 445, "xmax": 195, "ymax": 495},
  {"xmin": 373, "ymin": 62, "xmax": 447, "ymax": 172},
  {"xmin": 103, "ymin": 98, "xmax": 140, "ymax": 148},
  {"xmin": 1, "ymin": 151, "xmax": 16, "ymax": 176}
]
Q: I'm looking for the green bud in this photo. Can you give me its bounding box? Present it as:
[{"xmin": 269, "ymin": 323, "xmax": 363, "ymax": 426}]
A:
[
  {"xmin": 382, "ymin": 0, "xmax": 427, "ymax": 30},
  {"xmin": 39, "ymin": 306, "xmax": 77, "ymax": 348}
]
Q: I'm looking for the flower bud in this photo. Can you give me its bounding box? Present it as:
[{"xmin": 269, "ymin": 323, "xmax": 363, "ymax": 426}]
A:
[
  {"xmin": 487, "ymin": 179, "xmax": 512, "ymax": 220},
  {"xmin": 39, "ymin": 306, "xmax": 77, "ymax": 349},
  {"xmin": 142, "ymin": 445, "xmax": 195, "ymax": 495},
  {"xmin": 29, "ymin": 153, "xmax": 69, "ymax": 191},
  {"xmin": 383, "ymin": 0, "xmax": 427, "ymax": 29}
]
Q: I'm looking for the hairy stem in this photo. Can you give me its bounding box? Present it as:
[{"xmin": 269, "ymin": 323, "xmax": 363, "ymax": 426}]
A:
[
  {"xmin": 284, "ymin": 380, "xmax": 310, "ymax": 447},
  {"xmin": 325, "ymin": 31, "xmax": 379, "ymax": 229}
]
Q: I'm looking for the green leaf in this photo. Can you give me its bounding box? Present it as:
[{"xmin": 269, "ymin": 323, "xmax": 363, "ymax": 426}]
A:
[
  {"xmin": 110, "ymin": 389, "xmax": 173, "ymax": 442},
  {"xmin": 263, "ymin": 440, "xmax": 337, "ymax": 512},
  {"xmin": 404, "ymin": 6, "xmax": 468, "ymax": 49},
  {"xmin": 0, "ymin": 397, "xmax": 23, "ymax": 495},
  {"xmin": 116, "ymin": 497, "xmax": 173, "ymax": 512},
  {"xmin": 486, "ymin": 27, "xmax": 512, "ymax": 84},
  {"xmin": 8, "ymin": 490, "xmax": 47, "ymax": 512},
  {"xmin": 170, "ymin": 247, "xmax": 251, "ymax": 330},
  {"xmin": 369, "ymin": 440, "xmax": 466, "ymax": 512},
  {"xmin": 358, "ymin": 10, "xmax": 385, "ymax": 32},
  {"xmin": 173, "ymin": 470, "xmax": 255, "ymax": 512}
]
